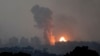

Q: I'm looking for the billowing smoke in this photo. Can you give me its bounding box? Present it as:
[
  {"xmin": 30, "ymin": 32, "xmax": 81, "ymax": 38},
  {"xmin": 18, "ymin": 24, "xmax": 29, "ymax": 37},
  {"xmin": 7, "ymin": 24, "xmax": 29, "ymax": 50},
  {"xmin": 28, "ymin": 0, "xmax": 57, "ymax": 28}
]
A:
[{"xmin": 31, "ymin": 5, "xmax": 55, "ymax": 45}]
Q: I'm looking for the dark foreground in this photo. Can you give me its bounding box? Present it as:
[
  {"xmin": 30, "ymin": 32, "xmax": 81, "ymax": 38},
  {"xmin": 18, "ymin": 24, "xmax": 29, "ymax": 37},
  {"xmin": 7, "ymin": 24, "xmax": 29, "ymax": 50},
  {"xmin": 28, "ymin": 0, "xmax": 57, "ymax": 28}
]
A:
[{"xmin": 0, "ymin": 46, "xmax": 99, "ymax": 56}]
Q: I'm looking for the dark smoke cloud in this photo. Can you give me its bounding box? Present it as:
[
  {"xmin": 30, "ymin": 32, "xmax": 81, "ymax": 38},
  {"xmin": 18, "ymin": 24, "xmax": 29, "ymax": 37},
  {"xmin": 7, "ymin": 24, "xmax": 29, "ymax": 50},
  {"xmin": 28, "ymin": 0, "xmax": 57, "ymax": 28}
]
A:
[
  {"xmin": 31, "ymin": 5, "xmax": 53, "ymax": 29},
  {"xmin": 31, "ymin": 5, "xmax": 53, "ymax": 45}
]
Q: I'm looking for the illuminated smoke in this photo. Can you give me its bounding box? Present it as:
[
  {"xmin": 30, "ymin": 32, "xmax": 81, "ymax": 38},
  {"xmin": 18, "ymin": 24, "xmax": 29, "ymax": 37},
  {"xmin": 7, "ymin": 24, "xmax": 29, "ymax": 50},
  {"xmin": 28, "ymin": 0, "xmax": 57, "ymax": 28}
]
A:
[{"xmin": 31, "ymin": 5, "xmax": 55, "ymax": 45}]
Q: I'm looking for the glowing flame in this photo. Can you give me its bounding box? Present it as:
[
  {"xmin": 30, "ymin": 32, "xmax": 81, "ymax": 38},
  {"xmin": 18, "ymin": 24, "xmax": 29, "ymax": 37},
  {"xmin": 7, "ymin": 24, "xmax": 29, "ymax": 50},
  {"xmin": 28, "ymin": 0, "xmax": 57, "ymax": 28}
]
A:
[
  {"xmin": 59, "ymin": 36, "xmax": 67, "ymax": 42},
  {"xmin": 50, "ymin": 35, "xmax": 55, "ymax": 45}
]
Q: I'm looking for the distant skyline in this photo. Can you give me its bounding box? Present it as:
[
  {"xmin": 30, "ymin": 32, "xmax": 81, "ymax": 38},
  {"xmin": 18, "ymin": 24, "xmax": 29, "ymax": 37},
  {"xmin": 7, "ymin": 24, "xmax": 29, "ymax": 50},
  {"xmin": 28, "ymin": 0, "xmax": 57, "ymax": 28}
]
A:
[{"xmin": 0, "ymin": 0, "xmax": 100, "ymax": 43}]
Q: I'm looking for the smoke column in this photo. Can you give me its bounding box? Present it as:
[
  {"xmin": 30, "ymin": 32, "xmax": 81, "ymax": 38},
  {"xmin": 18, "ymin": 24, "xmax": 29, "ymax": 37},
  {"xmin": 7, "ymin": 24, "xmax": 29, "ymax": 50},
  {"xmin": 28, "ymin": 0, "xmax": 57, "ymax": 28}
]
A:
[{"xmin": 31, "ymin": 5, "xmax": 55, "ymax": 45}]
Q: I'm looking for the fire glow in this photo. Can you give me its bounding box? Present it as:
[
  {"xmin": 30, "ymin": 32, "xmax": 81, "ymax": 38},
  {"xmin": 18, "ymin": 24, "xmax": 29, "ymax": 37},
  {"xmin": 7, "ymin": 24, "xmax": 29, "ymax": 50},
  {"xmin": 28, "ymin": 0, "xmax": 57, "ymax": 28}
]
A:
[
  {"xmin": 31, "ymin": 5, "xmax": 69, "ymax": 46},
  {"xmin": 59, "ymin": 36, "xmax": 67, "ymax": 42}
]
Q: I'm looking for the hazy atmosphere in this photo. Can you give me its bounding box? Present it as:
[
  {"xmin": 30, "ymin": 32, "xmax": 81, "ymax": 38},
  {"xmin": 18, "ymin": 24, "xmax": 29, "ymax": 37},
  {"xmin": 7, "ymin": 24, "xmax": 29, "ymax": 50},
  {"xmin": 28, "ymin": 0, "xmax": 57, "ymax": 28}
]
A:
[{"xmin": 0, "ymin": 0, "xmax": 100, "ymax": 43}]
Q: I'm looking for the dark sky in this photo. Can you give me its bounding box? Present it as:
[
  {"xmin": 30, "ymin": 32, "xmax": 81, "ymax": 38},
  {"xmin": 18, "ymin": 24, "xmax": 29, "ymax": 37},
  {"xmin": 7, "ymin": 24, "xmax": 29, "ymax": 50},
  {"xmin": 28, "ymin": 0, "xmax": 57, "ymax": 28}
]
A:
[{"xmin": 0, "ymin": 0, "xmax": 100, "ymax": 43}]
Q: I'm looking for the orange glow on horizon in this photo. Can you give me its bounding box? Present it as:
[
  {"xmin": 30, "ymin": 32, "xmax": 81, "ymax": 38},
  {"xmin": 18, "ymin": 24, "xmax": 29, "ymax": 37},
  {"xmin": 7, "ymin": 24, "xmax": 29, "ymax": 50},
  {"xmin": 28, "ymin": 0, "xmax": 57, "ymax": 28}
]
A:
[
  {"xmin": 49, "ymin": 32, "xmax": 70, "ymax": 45},
  {"xmin": 59, "ymin": 36, "xmax": 67, "ymax": 42},
  {"xmin": 50, "ymin": 35, "xmax": 55, "ymax": 45}
]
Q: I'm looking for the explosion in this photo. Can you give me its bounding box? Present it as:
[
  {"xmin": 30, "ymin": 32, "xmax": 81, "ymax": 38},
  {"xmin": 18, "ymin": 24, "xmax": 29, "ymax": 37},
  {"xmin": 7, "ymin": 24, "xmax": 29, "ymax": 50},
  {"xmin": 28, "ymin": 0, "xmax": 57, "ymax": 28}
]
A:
[{"xmin": 59, "ymin": 36, "xmax": 67, "ymax": 42}]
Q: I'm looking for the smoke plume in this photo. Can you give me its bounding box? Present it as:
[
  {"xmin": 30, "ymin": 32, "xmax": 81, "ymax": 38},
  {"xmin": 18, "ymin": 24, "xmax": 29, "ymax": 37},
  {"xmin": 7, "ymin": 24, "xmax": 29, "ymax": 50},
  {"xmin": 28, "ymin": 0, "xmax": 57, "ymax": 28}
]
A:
[{"xmin": 31, "ymin": 5, "xmax": 55, "ymax": 45}]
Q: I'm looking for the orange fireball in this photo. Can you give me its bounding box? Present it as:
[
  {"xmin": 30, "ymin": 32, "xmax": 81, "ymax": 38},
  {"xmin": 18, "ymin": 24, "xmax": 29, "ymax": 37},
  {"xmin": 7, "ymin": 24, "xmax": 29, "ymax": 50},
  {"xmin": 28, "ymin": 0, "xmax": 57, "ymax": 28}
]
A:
[{"xmin": 59, "ymin": 36, "xmax": 67, "ymax": 42}]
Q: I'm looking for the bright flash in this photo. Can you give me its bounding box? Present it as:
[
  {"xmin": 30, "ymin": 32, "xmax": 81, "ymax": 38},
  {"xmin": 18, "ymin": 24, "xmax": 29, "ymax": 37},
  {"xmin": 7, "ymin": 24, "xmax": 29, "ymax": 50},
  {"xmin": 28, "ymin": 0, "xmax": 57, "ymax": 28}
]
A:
[{"xmin": 59, "ymin": 36, "xmax": 67, "ymax": 42}]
